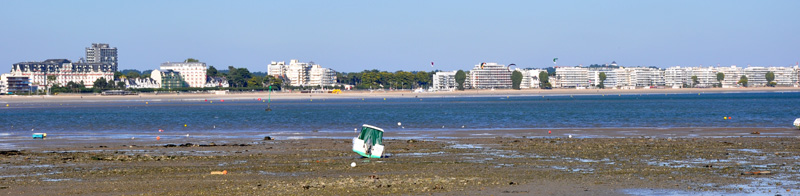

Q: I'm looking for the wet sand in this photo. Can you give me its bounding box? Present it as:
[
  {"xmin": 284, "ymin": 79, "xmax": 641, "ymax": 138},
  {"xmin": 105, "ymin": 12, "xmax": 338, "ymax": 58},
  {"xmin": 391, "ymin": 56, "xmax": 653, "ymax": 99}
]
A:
[{"xmin": 2, "ymin": 128, "xmax": 799, "ymax": 195}]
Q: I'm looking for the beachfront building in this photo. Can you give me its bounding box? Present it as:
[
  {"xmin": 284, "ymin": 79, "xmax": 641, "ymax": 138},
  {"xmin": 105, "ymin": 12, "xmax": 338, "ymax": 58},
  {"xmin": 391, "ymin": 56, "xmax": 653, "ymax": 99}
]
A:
[
  {"xmin": 0, "ymin": 74, "xmax": 32, "ymax": 94},
  {"xmin": 627, "ymin": 67, "xmax": 664, "ymax": 88},
  {"xmin": 743, "ymin": 67, "xmax": 769, "ymax": 87},
  {"xmin": 123, "ymin": 78, "xmax": 160, "ymax": 89},
  {"xmin": 150, "ymin": 69, "xmax": 185, "ymax": 89},
  {"xmin": 432, "ymin": 71, "xmax": 458, "ymax": 90},
  {"xmin": 10, "ymin": 59, "xmax": 116, "ymax": 89},
  {"xmin": 308, "ymin": 64, "xmax": 337, "ymax": 86},
  {"xmin": 685, "ymin": 67, "xmax": 718, "ymax": 88},
  {"xmin": 664, "ymin": 66, "xmax": 688, "ymax": 88},
  {"xmin": 768, "ymin": 66, "xmax": 799, "ymax": 86},
  {"xmin": 716, "ymin": 66, "xmax": 744, "ymax": 88},
  {"xmin": 159, "ymin": 61, "xmax": 207, "ymax": 88},
  {"xmin": 85, "ymin": 43, "xmax": 118, "ymax": 67},
  {"xmin": 556, "ymin": 67, "xmax": 589, "ymax": 88},
  {"xmin": 205, "ymin": 76, "xmax": 230, "ymax": 88},
  {"xmin": 267, "ymin": 61, "xmax": 286, "ymax": 77},
  {"xmin": 468, "ymin": 62, "xmax": 511, "ymax": 89},
  {"xmin": 588, "ymin": 68, "xmax": 624, "ymax": 88},
  {"xmin": 269, "ymin": 59, "xmax": 337, "ymax": 87},
  {"xmin": 520, "ymin": 69, "xmax": 547, "ymax": 89}
]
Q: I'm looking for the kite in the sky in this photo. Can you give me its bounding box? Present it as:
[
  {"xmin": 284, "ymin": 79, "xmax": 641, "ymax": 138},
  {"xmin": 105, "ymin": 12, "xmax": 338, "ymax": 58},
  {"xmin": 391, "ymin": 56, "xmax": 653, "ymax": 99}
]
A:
[
  {"xmin": 507, "ymin": 63, "xmax": 516, "ymax": 72},
  {"xmin": 553, "ymin": 58, "xmax": 558, "ymax": 65}
]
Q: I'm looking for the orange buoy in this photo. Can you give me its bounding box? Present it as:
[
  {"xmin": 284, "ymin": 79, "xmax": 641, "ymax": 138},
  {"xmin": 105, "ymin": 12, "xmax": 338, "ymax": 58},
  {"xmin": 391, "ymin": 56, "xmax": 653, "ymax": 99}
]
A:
[
  {"xmin": 221, "ymin": 100, "xmax": 224, "ymax": 102},
  {"xmin": 159, "ymin": 129, "xmax": 163, "ymax": 132},
  {"xmin": 258, "ymin": 98, "xmax": 262, "ymax": 101},
  {"xmin": 156, "ymin": 136, "xmax": 161, "ymax": 141}
]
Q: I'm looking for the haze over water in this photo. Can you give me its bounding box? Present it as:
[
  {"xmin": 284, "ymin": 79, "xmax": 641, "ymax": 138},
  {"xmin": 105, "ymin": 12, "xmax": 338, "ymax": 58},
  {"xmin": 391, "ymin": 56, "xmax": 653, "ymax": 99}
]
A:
[{"xmin": 1, "ymin": 92, "xmax": 799, "ymax": 138}]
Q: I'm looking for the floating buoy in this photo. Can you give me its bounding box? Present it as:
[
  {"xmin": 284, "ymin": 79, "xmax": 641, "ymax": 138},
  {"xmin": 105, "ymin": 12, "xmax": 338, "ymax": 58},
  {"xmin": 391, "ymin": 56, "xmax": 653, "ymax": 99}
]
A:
[
  {"xmin": 350, "ymin": 162, "xmax": 356, "ymax": 167},
  {"xmin": 5, "ymin": 104, "xmax": 8, "ymax": 107},
  {"xmin": 186, "ymin": 134, "xmax": 190, "ymax": 137},
  {"xmin": 568, "ymin": 135, "xmax": 572, "ymax": 138},
  {"xmin": 184, "ymin": 124, "xmax": 187, "ymax": 127},
  {"xmin": 724, "ymin": 117, "xmax": 728, "ymax": 120},
  {"xmin": 32, "ymin": 133, "xmax": 46, "ymax": 139},
  {"xmin": 310, "ymin": 99, "xmax": 312, "ymax": 102},
  {"xmin": 156, "ymin": 136, "xmax": 161, "ymax": 141},
  {"xmin": 159, "ymin": 129, "xmax": 163, "ymax": 132},
  {"xmin": 210, "ymin": 101, "xmax": 213, "ymax": 103},
  {"xmin": 548, "ymin": 130, "xmax": 552, "ymax": 134},
  {"xmin": 210, "ymin": 170, "xmax": 227, "ymax": 175},
  {"xmin": 205, "ymin": 99, "xmax": 207, "ymax": 102},
  {"xmin": 383, "ymin": 98, "xmax": 386, "ymax": 100},
  {"xmin": 220, "ymin": 100, "xmax": 224, "ymax": 102},
  {"xmin": 729, "ymin": 116, "xmax": 732, "ymax": 119},
  {"xmin": 131, "ymin": 137, "xmax": 135, "ymax": 140},
  {"xmin": 258, "ymin": 98, "xmax": 262, "ymax": 101},
  {"xmin": 397, "ymin": 122, "xmax": 402, "ymax": 126},
  {"xmin": 145, "ymin": 102, "xmax": 148, "ymax": 104}
]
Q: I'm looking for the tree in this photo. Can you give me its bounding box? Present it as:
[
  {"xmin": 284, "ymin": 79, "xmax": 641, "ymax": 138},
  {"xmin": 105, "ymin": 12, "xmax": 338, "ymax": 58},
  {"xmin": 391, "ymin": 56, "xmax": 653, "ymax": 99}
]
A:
[
  {"xmin": 114, "ymin": 71, "xmax": 124, "ymax": 80},
  {"xmin": 93, "ymin": 77, "xmax": 108, "ymax": 89},
  {"xmin": 117, "ymin": 81, "xmax": 126, "ymax": 89},
  {"xmin": 227, "ymin": 66, "xmax": 252, "ymax": 88},
  {"xmin": 185, "ymin": 58, "xmax": 199, "ymax": 63},
  {"xmin": 511, "ymin": 70, "xmax": 523, "ymax": 90},
  {"xmin": 738, "ymin": 75, "xmax": 748, "ymax": 87},
  {"xmin": 691, "ymin": 76, "xmax": 699, "ymax": 87},
  {"xmin": 716, "ymin": 72, "xmax": 725, "ymax": 87},
  {"xmin": 455, "ymin": 70, "xmax": 466, "ymax": 90},
  {"xmin": 598, "ymin": 72, "xmax": 607, "ymax": 89},
  {"xmin": 765, "ymin": 71, "xmax": 775, "ymax": 87},
  {"xmin": 207, "ymin": 66, "xmax": 218, "ymax": 77},
  {"xmin": 126, "ymin": 71, "xmax": 140, "ymax": 79},
  {"xmin": 539, "ymin": 71, "xmax": 551, "ymax": 89}
]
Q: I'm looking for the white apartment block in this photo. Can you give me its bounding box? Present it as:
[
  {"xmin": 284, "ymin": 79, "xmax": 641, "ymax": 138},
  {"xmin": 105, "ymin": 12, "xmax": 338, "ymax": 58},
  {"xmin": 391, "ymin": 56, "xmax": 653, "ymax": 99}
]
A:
[
  {"xmin": 267, "ymin": 61, "xmax": 286, "ymax": 77},
  {"xmin": 159, "ymin": 61, "xmax": 208, "ymax": 88},
  {"xmin": 308, "ymin": 65, "xmax": 337, "ymax": 86},
  {"xmin": 432, "ymin": 71, "xmax": 458, "ymax": 90},
  {"xmin": 664, "ymin": 66, "xmax": 687, "ymax": 88},
  {"xmin": 716, "ymin": 66, "xmax": 744, "ymax": 88},
  {"xmin": 468, "ymin": 62, "xmax": 511, "ymax": 89},
  {"xmin": 685, "ymin": 67, "xmax": 718, "ymax": 88},
  {"xmin": 588, "ymin": 68, "xmax": 624, "ymax": 88},
  {"xmin": 270, "ymin": 59, "xmax": 337, "ymax": 87},
  {"xmin": 744, "ymin": 67, "xmax": 769, "ymax": 87},
  {"xmin": 555, "ymin": 67, "xmax": 588, "ymax": 88},
  {"xmin": 520, "ymin": 69, "xmax": 547, "ymax": 89},
  {"xmin": 768, "ymin": 66, "xmax": 799, "ymax": 86}
]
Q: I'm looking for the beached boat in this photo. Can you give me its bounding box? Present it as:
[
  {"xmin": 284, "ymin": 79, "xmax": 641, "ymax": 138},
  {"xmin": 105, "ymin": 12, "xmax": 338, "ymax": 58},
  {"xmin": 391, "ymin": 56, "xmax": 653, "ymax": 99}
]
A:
[
  {"xmin": 352, "ymin": 124, "xmax": 385, "ymax": 158},
  {"xmin": 794, "ymin": 118, "xmax": 800, "ymax": 129}
]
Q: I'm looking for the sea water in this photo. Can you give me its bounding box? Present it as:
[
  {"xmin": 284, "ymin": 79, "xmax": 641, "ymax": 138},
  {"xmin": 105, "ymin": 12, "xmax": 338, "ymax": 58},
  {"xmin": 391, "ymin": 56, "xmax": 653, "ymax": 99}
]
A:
[{"xmin": 0, "ymin": 92, "xmax": 799, "ymax": 136}]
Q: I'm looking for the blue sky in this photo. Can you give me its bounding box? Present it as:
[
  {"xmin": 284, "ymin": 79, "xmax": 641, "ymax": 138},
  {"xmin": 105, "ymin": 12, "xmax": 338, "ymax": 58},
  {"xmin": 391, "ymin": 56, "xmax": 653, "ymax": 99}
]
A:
[{"xmin": 1, "ymin": 0, "xmax": 798, "ymax": 72}]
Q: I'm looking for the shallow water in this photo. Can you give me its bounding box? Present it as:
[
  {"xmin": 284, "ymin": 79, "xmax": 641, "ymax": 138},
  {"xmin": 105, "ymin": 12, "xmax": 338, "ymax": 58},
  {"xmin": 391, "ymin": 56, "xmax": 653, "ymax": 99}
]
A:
[{"xmin": 1, "ymin": 92, "xmax": 799, "ymax": 140}]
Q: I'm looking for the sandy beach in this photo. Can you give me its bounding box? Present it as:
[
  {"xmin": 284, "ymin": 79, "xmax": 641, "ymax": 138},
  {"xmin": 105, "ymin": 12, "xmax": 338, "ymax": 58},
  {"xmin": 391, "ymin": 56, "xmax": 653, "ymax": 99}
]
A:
[{"xmin": 1, "ymin": 87, "xmax": 799, "ymax": 103}]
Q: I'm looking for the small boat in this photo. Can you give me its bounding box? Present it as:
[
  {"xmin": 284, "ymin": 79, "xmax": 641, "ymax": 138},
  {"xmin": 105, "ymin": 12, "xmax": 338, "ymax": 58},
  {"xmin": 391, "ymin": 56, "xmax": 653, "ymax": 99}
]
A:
[
  {"xmin": 794, "ymin": 118, "xmax": 800, "ymax": 129},
  {"xmin": 352, "ymin": 124, "xmax": 385, "ymax": 158}
]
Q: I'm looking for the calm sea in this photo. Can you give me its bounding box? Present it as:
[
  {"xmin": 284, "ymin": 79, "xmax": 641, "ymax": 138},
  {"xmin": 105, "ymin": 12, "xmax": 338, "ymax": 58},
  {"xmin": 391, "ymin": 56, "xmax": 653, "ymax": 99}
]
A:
[{"xmin": 1, "ymin": 92, "xmax": 799, "ymax": 136}]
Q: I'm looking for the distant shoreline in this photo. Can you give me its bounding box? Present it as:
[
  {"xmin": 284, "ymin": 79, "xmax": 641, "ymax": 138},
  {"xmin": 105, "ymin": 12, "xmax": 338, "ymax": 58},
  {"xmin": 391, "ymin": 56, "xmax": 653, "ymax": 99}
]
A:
[{"xmin": 1, "ymin": 87, "xmax": 798, "ymax": 103}]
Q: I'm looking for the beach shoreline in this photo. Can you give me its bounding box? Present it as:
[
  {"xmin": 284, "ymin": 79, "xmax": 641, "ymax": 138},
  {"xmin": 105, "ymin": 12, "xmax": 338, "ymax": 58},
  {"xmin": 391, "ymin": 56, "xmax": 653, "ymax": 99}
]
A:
[{"xmin": 1, "ymin": 87, "xmax": 798, "ymax": 103}]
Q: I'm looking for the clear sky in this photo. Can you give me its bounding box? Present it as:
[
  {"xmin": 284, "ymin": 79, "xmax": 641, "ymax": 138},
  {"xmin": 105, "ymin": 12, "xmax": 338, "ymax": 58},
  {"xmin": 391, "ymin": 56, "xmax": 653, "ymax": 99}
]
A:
[{"xmin": 1, "ymin": 0, "xmax": 798, "ymax": 72}]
